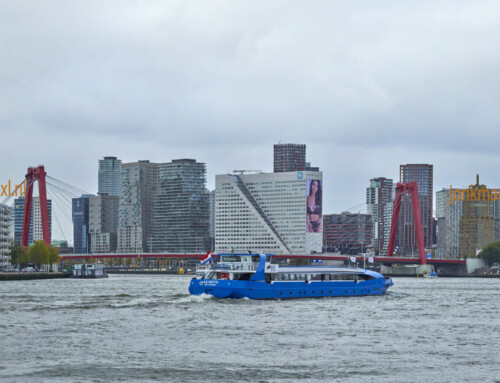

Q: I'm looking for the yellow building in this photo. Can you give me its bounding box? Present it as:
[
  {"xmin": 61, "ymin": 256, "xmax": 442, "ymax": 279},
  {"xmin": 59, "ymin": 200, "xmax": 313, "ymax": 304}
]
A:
[{"xmin": 459, "ymin": 177, "xmax": 495, "ymax": 258}]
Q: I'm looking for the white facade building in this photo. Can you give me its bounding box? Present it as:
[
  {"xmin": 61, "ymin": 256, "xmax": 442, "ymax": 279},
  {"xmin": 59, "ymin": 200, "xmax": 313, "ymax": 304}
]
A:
[
  {"xmin": 366, "ymin": 177, "xmax": 394, "ymax": 254},
  {"xmin": 0, "ymin": 204, "xmax": 11, "ymax": 266},
  {"xmin": 436, "ymin": 188, "xmax": 462, "ymax": 259},
  {"xmin": 31, "ymin": 197, "xmax": 52, "ymax": 243},
  {"xmin": 215, "ymin": 171, "xmax": 323, "ymax": 255}
]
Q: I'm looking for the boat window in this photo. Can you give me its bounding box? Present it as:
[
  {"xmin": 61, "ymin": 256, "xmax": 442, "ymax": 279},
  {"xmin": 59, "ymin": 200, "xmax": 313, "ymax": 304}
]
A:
[
  {"xmin": 300, "ymin": 274, "xmax": 306, "ymax": 281},
  {"xmin": 220, "ymin": 256, "xmax": 239, "ymax": 263}
]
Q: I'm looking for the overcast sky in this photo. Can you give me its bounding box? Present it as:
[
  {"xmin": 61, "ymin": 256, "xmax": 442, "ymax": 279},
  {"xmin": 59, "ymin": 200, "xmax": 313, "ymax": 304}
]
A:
[{"xmin": 1, "ymin": 1, "xmax": 500, "ymax": 241}]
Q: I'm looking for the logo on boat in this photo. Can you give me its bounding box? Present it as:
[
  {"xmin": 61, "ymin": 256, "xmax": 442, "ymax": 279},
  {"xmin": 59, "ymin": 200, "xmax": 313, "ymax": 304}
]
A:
[{"xmin": 200, "ymin": 280, "xmax": 218, "ymax": 286}]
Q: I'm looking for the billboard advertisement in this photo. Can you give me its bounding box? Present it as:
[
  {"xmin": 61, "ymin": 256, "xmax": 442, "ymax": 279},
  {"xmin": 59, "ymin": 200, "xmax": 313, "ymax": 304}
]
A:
[{"xmin": 306, "ymin": 179, "xmax": 322, "ymax": 233}]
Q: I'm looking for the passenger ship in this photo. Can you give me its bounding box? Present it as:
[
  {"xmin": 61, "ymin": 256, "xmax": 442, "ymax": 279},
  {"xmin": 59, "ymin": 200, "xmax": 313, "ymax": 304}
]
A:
[{"xmin": 189, "ymin": 254, "xmax": 393, "ymax": 299}]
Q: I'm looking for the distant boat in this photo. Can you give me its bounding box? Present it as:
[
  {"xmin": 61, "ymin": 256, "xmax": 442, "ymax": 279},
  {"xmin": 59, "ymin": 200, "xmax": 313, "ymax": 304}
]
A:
[
  {"xmin": 189, "ymin": 254, "xmax": 393, "ymax": 299},
  {"xmin": 72, "ymin": 264, "xmax": 108, "ymax": 279},
  {"xmin": 424, "ymin": 271, "xmax": 438, "ymax": 279}
]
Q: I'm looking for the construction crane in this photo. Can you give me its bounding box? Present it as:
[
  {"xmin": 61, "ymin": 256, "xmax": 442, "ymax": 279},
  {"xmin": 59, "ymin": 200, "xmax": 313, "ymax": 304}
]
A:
[{"xmin": 232, "ymin": 170, "xmax": 263, "ymax": 175}]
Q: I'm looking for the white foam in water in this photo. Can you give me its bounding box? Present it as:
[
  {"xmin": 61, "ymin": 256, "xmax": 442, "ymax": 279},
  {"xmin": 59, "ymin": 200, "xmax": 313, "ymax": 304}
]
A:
[{"xmin": 189, "ymin": 293, "xmax": 214, "ymax": 303}]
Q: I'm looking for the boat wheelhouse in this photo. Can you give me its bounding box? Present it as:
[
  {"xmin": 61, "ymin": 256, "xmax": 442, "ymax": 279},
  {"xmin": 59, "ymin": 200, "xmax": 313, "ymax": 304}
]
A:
[{"xmin": 189, "ymin": 254, "xmax": 393, "ymax": 299}]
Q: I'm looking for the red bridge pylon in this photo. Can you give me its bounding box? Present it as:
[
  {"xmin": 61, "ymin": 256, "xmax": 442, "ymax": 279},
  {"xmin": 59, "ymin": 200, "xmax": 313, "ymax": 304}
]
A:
[
  {"xmin": 386, "ymin": 182, "xmax": 426, "ymax": 265},
  {"xmin": 21, "ymin": 166, "xmax": 50, "ymax": 247}
]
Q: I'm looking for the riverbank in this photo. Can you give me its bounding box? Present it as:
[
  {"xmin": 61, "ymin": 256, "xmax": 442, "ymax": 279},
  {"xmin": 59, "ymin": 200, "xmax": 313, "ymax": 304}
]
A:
[
  {"xmin": 105, "ymin": 267, "xmax": 189, "ymax": 275},
  {"xmin": 0, "ymin": 272, "xmax": 71, "ymax": 281},
  {"xmin": 384, "ymin": 273, "xmax": 500, "ymax": 278}
]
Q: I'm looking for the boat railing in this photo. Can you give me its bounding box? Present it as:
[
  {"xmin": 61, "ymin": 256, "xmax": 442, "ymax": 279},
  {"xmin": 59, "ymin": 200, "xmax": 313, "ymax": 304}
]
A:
[{"xmin": 196, "ymin": 262, "xmax": 258, "ymax": 273}]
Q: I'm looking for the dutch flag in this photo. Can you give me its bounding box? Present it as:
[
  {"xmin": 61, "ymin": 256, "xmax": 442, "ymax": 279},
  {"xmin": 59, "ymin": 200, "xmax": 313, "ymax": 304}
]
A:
[{"xmin": 200, "ymin": 251, "xmax": 212, "ymax": 265}]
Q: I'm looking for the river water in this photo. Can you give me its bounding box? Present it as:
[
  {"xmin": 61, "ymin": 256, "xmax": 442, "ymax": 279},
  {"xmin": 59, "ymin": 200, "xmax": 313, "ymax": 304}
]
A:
[{"xmin": 0, "ymin": 275, "xmax": 498, "ymax": 382}]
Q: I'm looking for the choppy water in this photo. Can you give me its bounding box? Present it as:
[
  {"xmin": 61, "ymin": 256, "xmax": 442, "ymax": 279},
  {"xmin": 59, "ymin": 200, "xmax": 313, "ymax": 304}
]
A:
[{"xmin": 0, "ymin": 275, "xmax": 498, "ymax": 382}]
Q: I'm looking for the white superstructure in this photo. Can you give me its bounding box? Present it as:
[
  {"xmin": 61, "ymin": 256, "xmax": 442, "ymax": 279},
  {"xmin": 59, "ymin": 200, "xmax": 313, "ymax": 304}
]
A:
[{"xmin": 215, "ymin": 171, "xmax": 322, "ymax": 255}]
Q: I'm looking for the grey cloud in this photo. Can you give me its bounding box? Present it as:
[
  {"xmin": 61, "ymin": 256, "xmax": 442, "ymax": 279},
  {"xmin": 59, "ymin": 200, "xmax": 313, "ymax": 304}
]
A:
[{"xmin": 1, "ymin": 1, "xmax": 500, "ymax": 240}]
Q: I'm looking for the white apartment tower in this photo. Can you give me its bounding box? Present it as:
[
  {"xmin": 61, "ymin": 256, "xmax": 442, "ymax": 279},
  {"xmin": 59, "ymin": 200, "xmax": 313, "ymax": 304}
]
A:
[
  {"xmin": 436, "ymin": 188, "xmax": 462, "ymax": 259},
  {"xmin": 366, "ymin": 177, "xmax": 394, "ymax": 255},
  {"xmin": 0, "ymin": 204, "xmax": 11, "ymax": 266},
  {"xmin": 215, "ymin": 171, "xmax": 323, "ymax": 255},
  {"xmin": 31, "ymin": 197, "xmax": 52, "ymax": 243}
]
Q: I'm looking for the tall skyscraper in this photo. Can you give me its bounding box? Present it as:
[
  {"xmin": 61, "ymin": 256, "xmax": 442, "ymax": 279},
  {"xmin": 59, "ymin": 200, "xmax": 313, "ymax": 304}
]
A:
[
  {"xmin": 398, "ymin": 164, "xmax": 433, "ymax": 255},
  {"xmin": 117, "ymin": 160, "xmax": 160, "ymax": 253},
  {"xmin": 13, "ymin": 197, "xmax": 52, "ymax": 245},
  {"xmin": 459, "ymin": 177, "xmax": 495, "ymax": 258},
  {"xmin": 209, "ymin": 189, "xmax": 216, "ymax": 251},
  {"xmin": 13, "ymin": 198, "xmax": 29, "ymax": 246},
  {"xmin": 152, "ymin": 159, "xmax": 210, "ymax": 253},
  {"xmin": 436, "ymin": 188, "xmax": 462, "ymax": 259},
  {"xmin": 98, "ymin": 156, "xmax": 122, "ymax": 197},
  {"xmin": 366, "ymin": 177, "xmax": 394, "ymax": 255},
  {"xmin": 72, "ymin": 194, "xmax": 93, "ymax": 254},
  {"xmin": 89, "ymin": 194, "xmax": 119, "ymax": 253},
  {"xmin": 215, "ymin": 170, "xmax": 323, "ymax": 254},
  {"xmin": 273, "ymin": 144, "xmax": 306, "ymax": 173}
]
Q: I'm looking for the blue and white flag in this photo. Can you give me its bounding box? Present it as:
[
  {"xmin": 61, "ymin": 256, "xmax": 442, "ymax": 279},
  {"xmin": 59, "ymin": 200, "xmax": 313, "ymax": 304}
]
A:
[
  {"xmin": 368, "ymin": 257, "xmax": 374, "ymax": 264},
  {"xmin": 350, "ymin": 256, "xmax": 356, "ymax": 263}
]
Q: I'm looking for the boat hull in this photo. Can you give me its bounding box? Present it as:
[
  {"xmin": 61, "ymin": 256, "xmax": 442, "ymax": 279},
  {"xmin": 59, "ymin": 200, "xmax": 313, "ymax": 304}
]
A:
[{"xmin": 189, "ymin": 277, "xmax": 393, "ymax": 299}]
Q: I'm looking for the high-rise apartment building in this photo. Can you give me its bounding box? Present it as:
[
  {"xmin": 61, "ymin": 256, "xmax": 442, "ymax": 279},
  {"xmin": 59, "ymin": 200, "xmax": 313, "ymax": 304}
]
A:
[
  {"xmin": 89, "ymin": 194, "xmax": 119, "ymax": 253},
  {"xmin": 13, "ymin": 198, "xmax": 28, "ymax": 245},
  {"xmin": 323, "ymin": 212, "xmax": 372, "ymax": 255},
  {"xmin": 366, "ymin": 177, "xmax": 394, "ymax": 254},
  {"xmin": 72, "ymin": 195, "xmax": 93, "ymax": 254},
  {"xmin": 209, "ymin": 189, "xmax": 216, "ymax": 252},
  {"xmin": 398, "ymin": 164, "xmax": 433, "ymax": 255},
  {"xmin": 0, "ymin": 204, "xmax": 11, "ymax": 267},
  {"xmin": 459, "ymin": 177, "xmax": 495, "ymax": 258},
  {"xmin": 13, "ymin": 197, "xmax": 52, "ymax": 246},
  {"xmin": 98, "ymin": 156, "xmax": 122, "ymax": 197},
  {"xmin": 31, "ymin": 197, "xmax": 52, "ymax": 243},
  {"xmin": 215, "ymin": 170, "xmax": 323, "ymax": 254},
  {"xmin": 436, "ymin": 188, "xmax": 462, "ymax": 259},
  {"xmin": 152, "ymin": 159, "xmax": 210, "ymax": 252},
  {"xmin": 273, "ymin": 144, "xmax": 306, "ymax": 173},
  {"xmin": 117, "ymin": 161, "xmax": 160, "ymax": 253}
]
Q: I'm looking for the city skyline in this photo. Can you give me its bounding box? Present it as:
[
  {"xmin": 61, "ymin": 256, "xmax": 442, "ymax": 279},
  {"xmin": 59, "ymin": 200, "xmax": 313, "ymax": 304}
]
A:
[{"xmin": 4, "ymin": 153, "xmax": 498, "ymax": 245}]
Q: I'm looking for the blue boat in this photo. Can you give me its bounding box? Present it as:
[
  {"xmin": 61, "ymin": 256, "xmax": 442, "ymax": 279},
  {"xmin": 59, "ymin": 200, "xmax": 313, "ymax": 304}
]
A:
[{"xmin": 189, "ymin": 254, "xmax": 393, "ymax": 299}]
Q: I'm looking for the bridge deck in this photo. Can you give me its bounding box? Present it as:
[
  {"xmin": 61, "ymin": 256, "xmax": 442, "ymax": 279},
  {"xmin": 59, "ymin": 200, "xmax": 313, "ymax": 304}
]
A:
[{"xmin": 60, "ymin": 253, "xmax": 466, "ymax": 264}]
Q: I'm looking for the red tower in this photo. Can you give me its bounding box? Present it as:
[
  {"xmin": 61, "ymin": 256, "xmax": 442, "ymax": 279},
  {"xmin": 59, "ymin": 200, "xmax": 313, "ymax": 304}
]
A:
[
  {"xmin": 21, "ymin": 166, "xmax": 50, "ymax": 247},
  {"xmin": 386, "ymin": 182, "xmax": 427, "ymax": 265}
]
